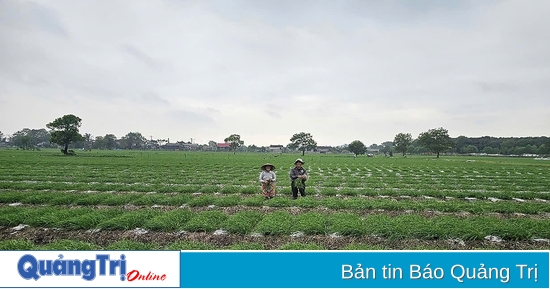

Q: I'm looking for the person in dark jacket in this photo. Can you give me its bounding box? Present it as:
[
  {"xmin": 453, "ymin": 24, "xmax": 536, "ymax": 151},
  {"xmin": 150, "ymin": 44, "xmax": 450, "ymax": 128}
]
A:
[{"xmin": 289, "ymin": 158, "xmax": 308, "ymax": 199}]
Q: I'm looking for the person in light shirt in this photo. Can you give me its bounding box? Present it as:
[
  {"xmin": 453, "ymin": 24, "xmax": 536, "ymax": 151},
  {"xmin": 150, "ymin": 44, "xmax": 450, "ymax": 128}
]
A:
[{"xmin": 259, "ymin": 163, "xmax": 276, "ymax": 199}]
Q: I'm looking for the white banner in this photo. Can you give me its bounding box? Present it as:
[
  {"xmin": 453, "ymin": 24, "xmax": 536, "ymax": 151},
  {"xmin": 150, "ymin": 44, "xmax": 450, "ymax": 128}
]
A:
[{"xmin": 0, "ymin": 251, "xmax": 180, "ymax": 288}]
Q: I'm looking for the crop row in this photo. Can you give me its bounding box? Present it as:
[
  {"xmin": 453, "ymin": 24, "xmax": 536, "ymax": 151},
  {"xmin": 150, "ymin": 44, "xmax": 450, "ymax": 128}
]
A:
[
  {"xmin": 0, "ymin": 239, "xmax": 459, "ymax": 251},
  {"xmin": 1, "ymin": 170, "xmax": 547, "ymax": 190},
  {"xmin": 2, "ymin": 207, "xmax": 549, "ymax": 240},
  {"xmin": 1, "ymin": 191, "xmax": 549, "ymax": 214},
  {"xmin": 1, "ymin": 179, "xmax": 549, "ymax": 199}
]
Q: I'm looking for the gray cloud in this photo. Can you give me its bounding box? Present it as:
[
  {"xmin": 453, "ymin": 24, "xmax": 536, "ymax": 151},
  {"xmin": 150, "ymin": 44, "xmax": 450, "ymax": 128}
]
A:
[
  {"xmin": 474, "ymin": 81, "xmax": 520, "ymax": 94},
  {"xmin": 1, "ymin": 0, "xmax": 549, "ymax": 145},
  {"xmin": 168, "ymin": 109, "xmax": 215, "ymax": 126},
  {"xmin": 139, "ymin": 92, "xmax": 170, "ymax": 106},
  {"xmin": 0, "ymin": 0, "xmax": 69, "ymax": 37},
  {"xmin": 263, "ymin": 110, "xmax": 281, "ymax": 119},
  {"xmin": 121, "ymin": 44, "xmax": 170, "ymax": 71}
]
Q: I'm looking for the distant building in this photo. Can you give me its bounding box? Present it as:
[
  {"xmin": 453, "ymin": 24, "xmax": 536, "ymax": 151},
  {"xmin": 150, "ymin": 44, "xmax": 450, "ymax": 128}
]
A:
[
  {"xmin": 161, "ymin": 142, "xmax": 199, "ymax": 151},
  {"xmin": 269, "ymin": 145, "xmax": 284, "ymax": 153},
  {"xmin": 162, "ymin": 143, "xmax": 182, "ymax": 150},
  {"xmin": 317, "ymin": 146, "xmax": 332, "ymax": 154},
  {"xmin": 217, "ymin": 143, "xmax": 231, "ymax": 151},
  {"xmin": 180, "ymin": 143, "xmax": 199, "ymax": 150}
]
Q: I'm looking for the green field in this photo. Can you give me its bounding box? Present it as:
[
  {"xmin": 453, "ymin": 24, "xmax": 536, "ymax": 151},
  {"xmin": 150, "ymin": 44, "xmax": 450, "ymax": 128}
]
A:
[{"xmin": 1, "ymin": 149, "xmax": 549, "ymax": 250}]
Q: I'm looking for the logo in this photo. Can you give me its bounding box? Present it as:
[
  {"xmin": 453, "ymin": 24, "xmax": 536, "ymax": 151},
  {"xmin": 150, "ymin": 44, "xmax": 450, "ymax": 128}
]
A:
[{"xmin": 17, "ymin": 254, "xmax": 167, "ymax": 282}]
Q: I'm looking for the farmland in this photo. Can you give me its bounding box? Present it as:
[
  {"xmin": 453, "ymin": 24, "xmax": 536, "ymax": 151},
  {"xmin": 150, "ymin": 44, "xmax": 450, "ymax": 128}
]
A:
[{"xmin": 1, "ymin": 149, "xmax": 549, "ymax": 250}]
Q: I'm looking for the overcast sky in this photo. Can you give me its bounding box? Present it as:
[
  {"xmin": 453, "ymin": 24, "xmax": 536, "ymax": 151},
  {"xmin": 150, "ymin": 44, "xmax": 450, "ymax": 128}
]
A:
[{"xmin": 1, "ymin": 0, "xmax": 549, "ymax": 146}]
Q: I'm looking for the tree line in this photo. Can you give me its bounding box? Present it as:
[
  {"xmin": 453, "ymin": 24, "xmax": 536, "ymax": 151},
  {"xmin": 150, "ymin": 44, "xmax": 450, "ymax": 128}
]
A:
[{"xmin": 1, "ymin": 114, "xmax": 549, "ymax": 157}]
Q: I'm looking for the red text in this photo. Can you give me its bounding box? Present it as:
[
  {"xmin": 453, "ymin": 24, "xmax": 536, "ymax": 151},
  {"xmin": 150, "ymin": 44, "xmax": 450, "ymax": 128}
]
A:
[{"xmin": 126, "ymin": 270, "xmax": 167, "ymax": 281}]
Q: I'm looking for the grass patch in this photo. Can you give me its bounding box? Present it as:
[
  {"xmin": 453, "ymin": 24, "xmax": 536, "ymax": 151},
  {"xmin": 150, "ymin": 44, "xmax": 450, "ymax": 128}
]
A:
[
  {"xmin": 223, "ymin": 211, "xmax": 264, "ymax": 234},
  {"xmin": 187, "ymin": 195, "xmax": 217, "ymax": 207},
  {"xmin": 182, "ymin": 211, "xmax": 228, "ymax": 232},
  {"xmin": 294, "ymin": 212, "xmax": 328, "ymax": 235},
  {"xmin": 0, "ymin": 191, "xmax": 34, "ymax": 203},
  {"xmin": 214, "ymin": 195, "xmax": 241, "ymax": 207},
  {"xmin": 293, "ymin": 197, "xmax": 319, "ymax": 208},
  {"xmin": 57, "ymin": 209, "xmax": 124, "ymax": 230},
  {"xmin": 73, "ymin": 193, "xmax": 112, "ymax": 205},
  {"xmin": 143, "ymin": 209, "xmax": 194, "ymax": 231},
  {"xmin": 97, "ymin": 209, "xmax": 161, "ymax": 230},
  {"xmin": 265, "ymin": 197, "xmax": 293, "ymax": 207},
  {"xmin": 0, "ymin": 239, "xmax": 36, "ymax": 250},
  {"xmin": 240, "ymin": 196, "xmax": 265, "ymax": 207},
  {"xmin": 328, "ymin": 213, "xmax": 366, "ymax": 236},
  {"xmin": 253, "ymin": 211, "xmax": 295, "ymax": 236}
]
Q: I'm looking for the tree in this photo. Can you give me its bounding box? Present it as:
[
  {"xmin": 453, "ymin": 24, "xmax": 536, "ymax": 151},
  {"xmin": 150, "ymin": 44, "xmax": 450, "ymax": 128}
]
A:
[
  {"xmin": 104, "ymin": 134, "xmax": 117, "ymax": 150},
  {"xmin": 289, "ymin": 132, "xmax": 317, "ymax": 156},
  {"xmin": 224, "ymin": 134, "xmax": 244, "ymax": 154},
  {"xmin": 482, "ymin": 146, "xmax": 499, "ymax": 154},
  {"xmin": 454, "ymin": 135, "xmax": 469, "ymax": 153},
  {"xmin": 524, "ymin": 144, "xmax": 537, "ymax": 154},
  {"xmin": 156, "ymin": 139, "xmax": 167, "ymax": 147},
  {"xmin": 381, "ymin": 141, "xmax": 394, "ymax": 156},
  {"xmin": 10, "ymin": 128, "xmax": 50, "ymax": 149},
  {"xmin": 348, "ymin": 140, "xmax": 367, "ymax": 157},
  {"xmin": 462, "ymin": 145, "xmax": 479, "ymax": 154},
  {"xmin": 208, "ymin": 140, "xmax": 217, "ymax": 151},
  {"xmin": 332, "ymin": 144, "xmax": 348, "ymax": 154},
  {"xmin": 417, "ymin": 127, "xmax": 454, "ymax": 158},
  {"xmin": 93, "ymin": 136, "xmax": 105, "ymax": 149},
  {"xmin": 537, "ymin": 144, "xmax": 548, "ymax": 155},
  {"xmin": 394, "ymin": 133, "xmax": 413, "ymax": 156},
  {"xmin": 46, "ymin": 114, "xmax": 84, "ymax": 154},
  {"xmin": 248, "ymin": 144, "xmax": 258, "ymax": 152},
  {"xmin": 120, "ymin": 132, "xmax": 146, "ymax": 149},
  {"xmin": 83, "ymin": 133, "xmax": 93, "ymax": 151}
]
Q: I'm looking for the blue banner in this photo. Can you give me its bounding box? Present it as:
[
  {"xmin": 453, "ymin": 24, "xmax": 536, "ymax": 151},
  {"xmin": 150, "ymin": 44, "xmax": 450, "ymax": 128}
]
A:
[{"xmin": 179, "ymin": 251, "xmax": 548, "ymax": 288}]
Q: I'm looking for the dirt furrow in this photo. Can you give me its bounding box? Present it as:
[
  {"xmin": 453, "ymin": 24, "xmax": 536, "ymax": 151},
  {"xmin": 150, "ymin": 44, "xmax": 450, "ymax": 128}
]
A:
[
  {"xmin": 1, "ymin": 227, "xmax": 549, "ymax": 250},
  {"xmin": 3, "ymin": 202, "xmax": 550, "ymax": 219}
]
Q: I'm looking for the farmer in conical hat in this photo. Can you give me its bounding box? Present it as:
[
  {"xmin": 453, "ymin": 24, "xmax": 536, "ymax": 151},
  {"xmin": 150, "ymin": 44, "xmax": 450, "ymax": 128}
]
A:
[
  {"xmin": 259, "ymin": 163, "xmax": 276, "ymax": 199},
  {"xmin": 289, "ymin": 158, "xmax": 308, "ymax": 200}
]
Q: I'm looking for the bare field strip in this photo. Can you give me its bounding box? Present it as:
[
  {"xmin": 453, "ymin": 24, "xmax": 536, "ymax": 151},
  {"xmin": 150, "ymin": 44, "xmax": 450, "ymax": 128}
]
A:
[
  {"xmin": 1, "ymin": 149, "xmax": 549, "ymax": 250},
  {"xmin": 1, "ymin": 227, "xmax": 548, "ymax": 250},
  {"xmin": 2, "ymin": 193, "xmax": 550, "ymax": 216}
]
